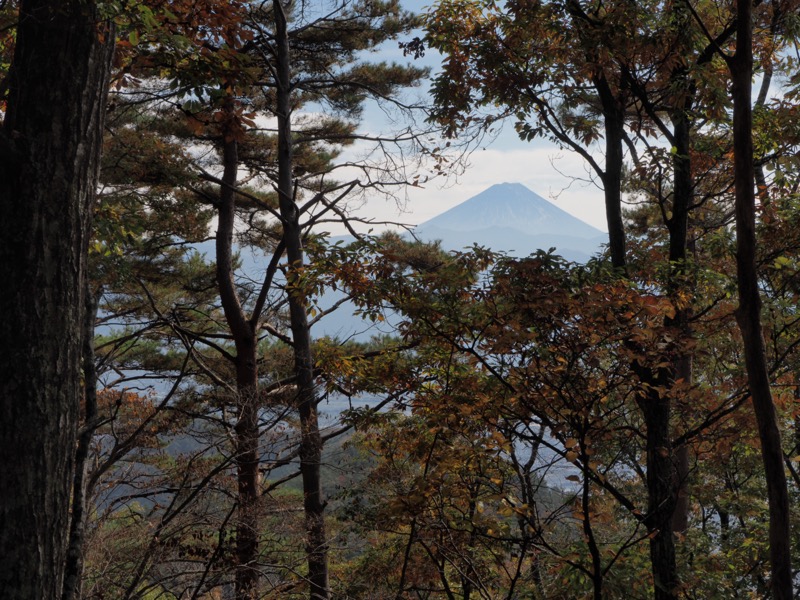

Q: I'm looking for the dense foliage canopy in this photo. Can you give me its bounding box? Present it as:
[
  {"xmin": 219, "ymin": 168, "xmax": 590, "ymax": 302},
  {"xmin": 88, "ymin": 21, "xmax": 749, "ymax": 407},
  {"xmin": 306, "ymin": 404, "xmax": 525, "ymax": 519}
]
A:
[{"xmin": 2, "ymin": 0, "xmax": 800, "ymax": 598}]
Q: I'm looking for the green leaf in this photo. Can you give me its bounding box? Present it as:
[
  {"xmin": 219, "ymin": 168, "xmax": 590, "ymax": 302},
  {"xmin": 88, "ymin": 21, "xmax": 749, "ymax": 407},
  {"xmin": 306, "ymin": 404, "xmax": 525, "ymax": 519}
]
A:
[{"xmin": 774, "ymin": 255, "xmax": 792, "ymax": 269}]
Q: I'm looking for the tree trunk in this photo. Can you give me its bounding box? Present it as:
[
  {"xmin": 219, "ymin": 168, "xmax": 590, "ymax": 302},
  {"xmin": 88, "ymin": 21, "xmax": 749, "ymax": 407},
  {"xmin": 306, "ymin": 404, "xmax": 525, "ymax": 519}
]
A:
[
  {"xmin": 596, "ymin": 70, "xmax": 682, "ymax": 599},
  {"xmin": 62, "ymin": 288, "xmax": 100, "ymax": 600},
  {"xmin": 637, "ymin": 106, "xmax": 695, "ymax": 600},
  {"xmin": 638, "ymin": 386, "xmax": 678, "ymax": 600},
  {"xmin": 670, "ymin": 393, "xmax": 691, "ymax": 535},
  {"xmin": 274, "ymin": 1, "xmax": 329, "ymax": 597},
  {"xmin": 233, "ymin": 340, "xmax": 261, "ymax": 600},
  {"xmin": 0, "ymin": 2, "xmax": 113, "ymax": 599},
  {"xmin": 730, "ymin": 0, "xmax": 792, "ymax": 596},
  {"xmin": 667, "ymin": 108, "xmax": 693, "ymax": 538},
  {"xmin": 215, "ymin": 124, "xmax": 263, "ymax": 600},
  {"xmin": 595, "ymin": 76, "xmax": 627, "ymax": 271}
]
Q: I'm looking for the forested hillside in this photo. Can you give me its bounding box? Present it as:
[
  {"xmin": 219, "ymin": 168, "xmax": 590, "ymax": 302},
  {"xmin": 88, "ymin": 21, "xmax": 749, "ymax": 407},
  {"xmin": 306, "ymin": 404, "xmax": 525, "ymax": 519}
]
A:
[{"xmin": 1, "ymin": 0, "xmax": 800, "ymax": 599}]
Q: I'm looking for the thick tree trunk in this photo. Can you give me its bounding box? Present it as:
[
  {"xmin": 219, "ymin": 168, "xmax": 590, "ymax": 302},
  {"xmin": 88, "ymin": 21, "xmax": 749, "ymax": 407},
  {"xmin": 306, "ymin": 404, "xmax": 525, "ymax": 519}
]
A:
[
  {"xmin": 0, "ymin": 2, "xmax": 113, "ymax": 599},
  {"xmin": 274, "ymin": 2, "xmax": 329, "ymax": 597},
  {"xmin": 730, "ymin": 1, "xmax": 792, "ymax": 596}
]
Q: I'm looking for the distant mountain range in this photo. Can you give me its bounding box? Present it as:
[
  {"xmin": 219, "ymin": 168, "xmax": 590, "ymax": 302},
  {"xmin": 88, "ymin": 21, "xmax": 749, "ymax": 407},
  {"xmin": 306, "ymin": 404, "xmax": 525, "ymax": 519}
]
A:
[{"xmin": 413, "ymin": 182, "xmax": 606, "ymax": 262}]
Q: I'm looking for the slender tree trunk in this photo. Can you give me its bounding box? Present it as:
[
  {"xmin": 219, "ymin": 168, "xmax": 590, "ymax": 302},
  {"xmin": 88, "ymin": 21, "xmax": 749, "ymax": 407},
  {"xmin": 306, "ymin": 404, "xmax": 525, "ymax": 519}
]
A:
[
  {"xmin": 595, "ymin": 78, "xmax": 627, "ymax": 271},
  {"xmin": 586, "ymin": 39, "xmax": 682, "ymax": 595},
  {"xmin": 730, "ymin": 1, "xmax": 792, "ymax": 596},
  {"xmin": 667, "ymin": 109, "xmax": 693, "ymax": 538},
  {"xmin": 670, "ymin": 388, "xmax": 691, "ymax": 535},
  {"xmin": 582, "ymin": 464, "xmax": 603, "ymax": 600},
  {"xmin": 637, "ymin": 385, "xmax": 678, "ymax": 600},
  {"xmin": 273, "ymin": 2, "xmax": 329, "ymax": 597},
  {"xmin": 637, "ymin": 107, "xmax": 695, "ymax": 600},
  {"xmin": 0, "ymin": 3, "xmax": 113, "ymax": 598},
  {"xmin": 602, "ymin": 112, "xmax": 626, "ymax": 270},
  {"xmin": 232, "ymin": 340, "xmax": 261, "ymax": 600},
  {"xmin": 215, "ymin": 124, "xmax": 263, "ymax": 600},
  {"xmin": 596, "ymin": 72, "xmax": 682, "ymax": 599}
]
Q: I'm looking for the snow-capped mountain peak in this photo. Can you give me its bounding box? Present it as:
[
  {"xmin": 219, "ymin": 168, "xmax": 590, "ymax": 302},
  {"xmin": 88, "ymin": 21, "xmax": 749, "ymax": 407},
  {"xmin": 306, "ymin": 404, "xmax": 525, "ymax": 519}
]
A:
[{"xmin": 417, "ymin": 182, "xmax": 604, "ymax": 239}]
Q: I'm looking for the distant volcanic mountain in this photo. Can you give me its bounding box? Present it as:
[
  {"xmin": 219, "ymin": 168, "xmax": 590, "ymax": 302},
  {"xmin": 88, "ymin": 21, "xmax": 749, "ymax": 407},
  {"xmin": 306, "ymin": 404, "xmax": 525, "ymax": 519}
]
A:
[
  {"xmin": 414, "ymin": 182, "xmax": 606, "ymax": 261},
  {"xmin": 313, "ymin": 183, "xmax": 607, "ymax": 338}
]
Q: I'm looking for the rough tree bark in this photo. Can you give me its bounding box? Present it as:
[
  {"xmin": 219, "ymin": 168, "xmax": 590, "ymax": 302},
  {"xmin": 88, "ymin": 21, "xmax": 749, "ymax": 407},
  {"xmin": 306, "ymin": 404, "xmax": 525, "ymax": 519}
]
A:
[
  {"xmin": 61, "ymin": 288, "xmax": 100, "ymax": 600},
  {"xmin": 729, "ymin": 0, "xmax": 792, "ymax": 596},
  {"xmin": 0, "ymin": 2, "xmax": 114, "ymax": 599}
]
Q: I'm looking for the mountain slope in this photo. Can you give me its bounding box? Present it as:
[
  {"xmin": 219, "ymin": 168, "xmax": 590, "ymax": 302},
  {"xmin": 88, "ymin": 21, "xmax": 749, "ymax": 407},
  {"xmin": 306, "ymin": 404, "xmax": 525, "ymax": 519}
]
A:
[
  {"xmin": 415, "ymin": 182, "xmax": 606, "ymax": 260},
  {"xmin": 418, "ymin": 182, "xmax": 604, "ymax": 237}
]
